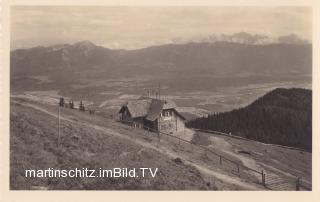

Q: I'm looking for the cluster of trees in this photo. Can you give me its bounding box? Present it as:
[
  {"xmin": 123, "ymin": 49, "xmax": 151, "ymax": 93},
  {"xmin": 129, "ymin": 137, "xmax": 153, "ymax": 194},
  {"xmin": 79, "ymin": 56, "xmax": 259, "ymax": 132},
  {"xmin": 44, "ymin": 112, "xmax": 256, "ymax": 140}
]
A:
[
  {"xmin": 58, "ymin": 97, "xmax": 83, "ymax": 111},
  {"xmin": 186, "ymin": 88, "xmax": 312, "ymax": 151},
  {"xmin": 58, "ymin": 97, "xmax": 96, "ymax": 114}
]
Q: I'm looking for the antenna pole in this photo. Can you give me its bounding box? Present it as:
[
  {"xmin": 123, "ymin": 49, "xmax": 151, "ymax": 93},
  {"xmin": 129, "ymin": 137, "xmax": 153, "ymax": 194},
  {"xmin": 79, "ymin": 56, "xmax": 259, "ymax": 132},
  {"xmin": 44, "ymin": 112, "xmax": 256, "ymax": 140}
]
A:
[
  {"xmin": 158, "ymin": 83, "xmax": 160, "ymax": 100},
  {"xmin": 58, "ymin": 105, "xmax": 60, "ymax": 148},
  {"xmin": 151, "ymin": 85, "xmax": 154, "ymax": 99}
]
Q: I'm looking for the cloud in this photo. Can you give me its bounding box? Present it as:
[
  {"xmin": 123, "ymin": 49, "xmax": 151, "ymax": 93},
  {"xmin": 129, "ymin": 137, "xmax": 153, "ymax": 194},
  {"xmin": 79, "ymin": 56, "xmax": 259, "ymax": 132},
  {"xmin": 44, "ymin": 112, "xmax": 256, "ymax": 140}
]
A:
[{"xmin": 11, "ymin": 6, "xmax": 312, "ymax": 50}]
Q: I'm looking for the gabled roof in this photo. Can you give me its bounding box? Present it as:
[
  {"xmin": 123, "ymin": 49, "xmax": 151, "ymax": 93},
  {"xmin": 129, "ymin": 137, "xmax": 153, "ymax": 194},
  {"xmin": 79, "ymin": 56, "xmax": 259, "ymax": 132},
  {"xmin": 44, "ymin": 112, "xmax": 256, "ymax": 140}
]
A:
[
  {"xmin": 119, "ymin": 97, "xmax": 186, "ymax": 121},
  {"xmin": 168, "ymin": 108, "xmax": 187, "ymax": 121},
  {"xmin": 123, "ymin": 99, "xmax": 152, "ymax": 118},
  {"xmin": 145, "ymin": 99, "xmax": 165, "ymax": 121}
]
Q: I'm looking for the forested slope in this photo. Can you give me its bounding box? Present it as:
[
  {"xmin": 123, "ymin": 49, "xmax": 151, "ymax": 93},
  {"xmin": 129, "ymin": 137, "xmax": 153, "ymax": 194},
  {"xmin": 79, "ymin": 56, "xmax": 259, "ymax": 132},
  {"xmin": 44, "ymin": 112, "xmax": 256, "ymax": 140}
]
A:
[{"xmin": 186, "ymin": 88, "xmax": 312, "ymax": 151}]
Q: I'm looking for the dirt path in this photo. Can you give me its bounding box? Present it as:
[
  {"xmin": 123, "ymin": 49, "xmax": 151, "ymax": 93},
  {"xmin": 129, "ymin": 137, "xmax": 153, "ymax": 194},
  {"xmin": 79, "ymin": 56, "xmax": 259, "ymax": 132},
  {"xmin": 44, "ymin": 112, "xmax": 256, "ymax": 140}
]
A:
[
  {"xmin": 202, "ymin": 130, "xmax": 311, "ymax": 190},
  {"xmin": 11, "ymin": 100, "xmax": 261, "ymax": 190}
]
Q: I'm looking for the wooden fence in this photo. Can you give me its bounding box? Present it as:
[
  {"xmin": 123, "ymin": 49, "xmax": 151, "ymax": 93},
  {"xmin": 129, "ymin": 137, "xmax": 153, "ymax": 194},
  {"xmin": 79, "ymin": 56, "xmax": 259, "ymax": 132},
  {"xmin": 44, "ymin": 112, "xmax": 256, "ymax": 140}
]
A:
[
  {"xmin": 187, "ymin": 128, "xmax": 312, "ymax": 191},
  {"xmin": 120, "ymin": 120, "xmax": 267, "ymax": 188},
  {"xmin": 119, "ymin": 120, "xmax": 312, "ymax": 190},
  {"xmin": 190, "ymin": 128, "xmax": 309, "ymax": 152}
]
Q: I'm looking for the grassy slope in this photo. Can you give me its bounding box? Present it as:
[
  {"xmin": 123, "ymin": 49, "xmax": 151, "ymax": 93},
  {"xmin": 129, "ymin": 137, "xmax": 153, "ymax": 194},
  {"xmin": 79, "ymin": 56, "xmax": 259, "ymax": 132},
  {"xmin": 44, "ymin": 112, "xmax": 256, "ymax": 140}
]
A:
[{"xmin": 10, "ymin": 102, "xmax": 212, "ymax": 190}]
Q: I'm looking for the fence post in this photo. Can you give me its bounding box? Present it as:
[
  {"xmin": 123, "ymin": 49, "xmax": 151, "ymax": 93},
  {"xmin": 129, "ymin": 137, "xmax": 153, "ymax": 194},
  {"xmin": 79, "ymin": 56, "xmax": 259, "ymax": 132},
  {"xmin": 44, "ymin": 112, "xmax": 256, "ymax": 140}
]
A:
[
  {"xmin": 261, "ymin": 170, "xmax": 266, "ymax": 187},
  {"xmin": 58, "ymin": 105, "xmax": 61, "ymax": 148},
  {"xmin": 296, "ymin": 178, "xmax": 300, "ymax": 191}
]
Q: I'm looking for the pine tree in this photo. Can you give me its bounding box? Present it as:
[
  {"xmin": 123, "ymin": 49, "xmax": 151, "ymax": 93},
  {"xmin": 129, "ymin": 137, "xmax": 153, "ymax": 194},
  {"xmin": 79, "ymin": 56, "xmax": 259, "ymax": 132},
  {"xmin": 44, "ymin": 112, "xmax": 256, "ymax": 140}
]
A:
[
  {"xmin": 79, "ymin": 101, "xmax": 85, "ymax": 111},
  {"xmin": 69, "ymin": 100, "xmax": 74, "ymax": 109},
  {"xmin": 59, "ymin": 97, "xmax": 64, "ymax": 107}
]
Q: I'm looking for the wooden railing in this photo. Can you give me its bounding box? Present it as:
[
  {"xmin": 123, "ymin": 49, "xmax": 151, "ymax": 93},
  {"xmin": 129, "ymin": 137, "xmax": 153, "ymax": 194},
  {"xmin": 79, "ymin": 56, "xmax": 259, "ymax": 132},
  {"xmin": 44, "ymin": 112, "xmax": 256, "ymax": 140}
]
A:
[
  {"xmin": 119, "ymin": 120, "xmax": 312, "ymax": 190},
  {"xmin": 119, "ymin": 120, "xmax": 267, "ymax": 187},
  {"xmin": 189, "ymin": 128, "xmax": 309, "ymax": 152},
  {"xmin": 187, "ymin": 127, "xmax": 312, "ymax": 191}
]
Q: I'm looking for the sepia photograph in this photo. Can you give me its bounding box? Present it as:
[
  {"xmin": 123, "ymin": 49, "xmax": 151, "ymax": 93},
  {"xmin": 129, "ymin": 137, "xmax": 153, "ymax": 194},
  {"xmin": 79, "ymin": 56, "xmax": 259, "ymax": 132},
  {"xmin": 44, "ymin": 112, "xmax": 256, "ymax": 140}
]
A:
[{"xmin": 9, "ymin": 6, "xmax": 312, "ymax": 191}]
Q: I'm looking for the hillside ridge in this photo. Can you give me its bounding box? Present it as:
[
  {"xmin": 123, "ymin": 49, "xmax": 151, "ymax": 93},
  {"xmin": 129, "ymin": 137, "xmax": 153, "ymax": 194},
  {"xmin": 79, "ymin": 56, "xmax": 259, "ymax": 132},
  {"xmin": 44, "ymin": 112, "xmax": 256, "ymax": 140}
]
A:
[{"xmin": 186, "ymin": 88, "xmax": 312, "ymax": 151}]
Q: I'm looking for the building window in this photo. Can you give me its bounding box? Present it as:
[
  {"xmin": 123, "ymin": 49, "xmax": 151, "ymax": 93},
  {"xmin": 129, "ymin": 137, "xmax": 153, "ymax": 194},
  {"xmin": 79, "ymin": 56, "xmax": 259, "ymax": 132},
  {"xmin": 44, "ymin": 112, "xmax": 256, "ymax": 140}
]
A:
[
  {"xmin": 161, "ymin": 111, "xmax": 172, "ymax": 117},
  {"xmin": 167, "ymin": 111, "xmax": 172, "ymax": 116}
]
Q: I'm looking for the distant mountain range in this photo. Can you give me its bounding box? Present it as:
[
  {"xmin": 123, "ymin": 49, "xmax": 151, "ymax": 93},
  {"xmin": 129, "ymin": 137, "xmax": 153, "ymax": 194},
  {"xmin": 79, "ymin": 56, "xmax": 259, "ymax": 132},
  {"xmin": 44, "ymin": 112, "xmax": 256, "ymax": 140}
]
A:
[
  {"xmin": 186, "ymin": 88, "xmax": 312, "ymax": 151},
  {"xmin": 10, "ymin": 33, "xmax": 312, "ymax": 96},
  {"xmin": 11, "ymin": 38, "xmax": 311, "ymax": 78}
]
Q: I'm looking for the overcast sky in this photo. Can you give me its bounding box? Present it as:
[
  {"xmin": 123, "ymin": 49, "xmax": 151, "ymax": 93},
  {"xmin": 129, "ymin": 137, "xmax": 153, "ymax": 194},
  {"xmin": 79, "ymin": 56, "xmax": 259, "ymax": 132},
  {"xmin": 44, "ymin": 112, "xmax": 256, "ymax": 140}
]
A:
[{"xmin": 11, "ymin": 6, "xmax": 312, "ymax": 50}]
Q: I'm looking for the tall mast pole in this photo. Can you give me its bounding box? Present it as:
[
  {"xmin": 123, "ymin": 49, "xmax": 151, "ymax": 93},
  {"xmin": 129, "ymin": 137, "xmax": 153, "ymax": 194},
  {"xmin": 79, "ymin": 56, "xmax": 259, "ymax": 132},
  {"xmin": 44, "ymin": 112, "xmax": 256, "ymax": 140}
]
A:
[
  {"xmin": 58, "ymin": 105, "xmax": 60, "ymax": 148},
  {"xmin": 158, "ymin": 83, "xmax": 160, "ymax": 100},
  {"xmin": 151, "ymin": 85, "xmax": 154, "ymax": 99}
]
